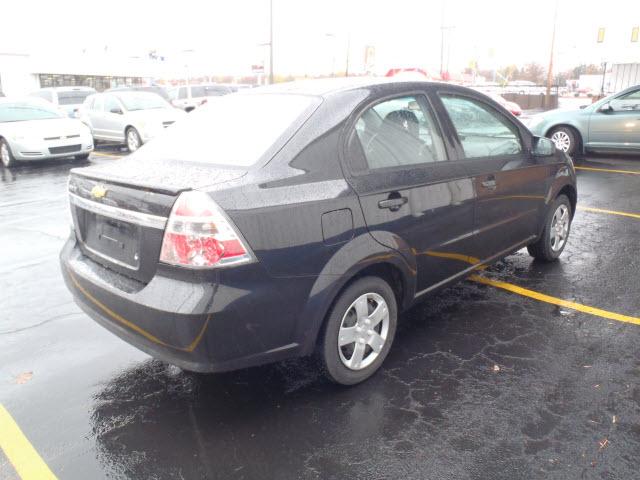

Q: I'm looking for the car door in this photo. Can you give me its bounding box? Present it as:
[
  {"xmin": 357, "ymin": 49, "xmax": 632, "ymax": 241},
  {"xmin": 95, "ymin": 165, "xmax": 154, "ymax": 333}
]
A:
[
  {"xmin": 345, "ymin": 91, "xmax": 477, "ymax": 294},
  {"xmin": 434, "ymin": 89, "xmax": 548, "ymax": 262},
  {"xmin": 588, "ymin": 87, "xmax": 640, "ymax": 149},
  {"xmin": 88, "ymin": 95, "xmax": 106, "ymax": 138},
  {"xmin": 102, "ymin": 95, "xmax": 126, "ymax": 141}
]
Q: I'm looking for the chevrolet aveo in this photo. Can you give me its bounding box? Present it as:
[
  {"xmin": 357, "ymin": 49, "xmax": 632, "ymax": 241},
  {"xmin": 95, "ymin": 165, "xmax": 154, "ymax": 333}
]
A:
[{"xmin": 61, "ymin": 79, "xmax": 577, "ymax": 385}]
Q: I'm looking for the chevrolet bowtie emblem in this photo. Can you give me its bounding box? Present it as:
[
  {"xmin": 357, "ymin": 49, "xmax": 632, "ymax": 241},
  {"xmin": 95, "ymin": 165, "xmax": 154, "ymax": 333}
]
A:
[{"xmin": 90, "ymin": 185, "xmax": 107, "ymax": 199}]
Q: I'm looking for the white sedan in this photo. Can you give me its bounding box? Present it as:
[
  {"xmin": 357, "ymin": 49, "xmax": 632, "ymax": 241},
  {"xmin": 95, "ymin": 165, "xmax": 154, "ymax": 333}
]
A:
[{"xmin": 0, "ymin": 98, "xmax": 93, "ymax": 168}]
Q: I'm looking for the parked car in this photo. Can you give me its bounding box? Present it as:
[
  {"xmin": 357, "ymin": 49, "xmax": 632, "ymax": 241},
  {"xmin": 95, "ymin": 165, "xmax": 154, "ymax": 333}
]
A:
[
  {"xmin": 527, "ymin": 84, "xmax": 640, "ymax": 155},
  {"xmin": 61, "ymin": 79, "xmax": 577, "ymax": 385},
  {"xmin": 30, "ymin": 86, "xmax": 96, "ymax": 118},
  {"xmin": 106, "ymin": 85, "xmax": 171, "ymax": 102},
  {"xmin": 80, "ymin": 91, "xmax": 185, "ymax": 152},
  {"xmin": 168, "ymin": 84, "xmax": 235, "ymax": 111},
  {"xmin": 0, "ymin": 98, "xmax": 93, "ymax": 167}
]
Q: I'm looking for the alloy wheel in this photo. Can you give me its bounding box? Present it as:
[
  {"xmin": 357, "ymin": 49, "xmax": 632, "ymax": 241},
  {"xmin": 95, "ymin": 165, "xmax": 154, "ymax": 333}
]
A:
[
  {"xmin": 550, "ymin": 131, "xmax": 571, "ymax": 152},
  {"xmin": 1, "ymin": 143, "xmax": 10, "ymax": 167},
  {"xmin": 550, "ymin": 204, "xmax": 570, "ymax": 252},
  {"xmin": 338, "ymin": 292, "xmax": 390, "ymax": 370},
  {"xmin": 127, "ymin": 130, "xmax": 140, "ymax": 152}
]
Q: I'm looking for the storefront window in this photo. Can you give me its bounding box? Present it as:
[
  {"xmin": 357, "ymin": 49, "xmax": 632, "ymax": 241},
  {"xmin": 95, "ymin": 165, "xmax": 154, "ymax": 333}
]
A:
[{"xmin": 38, "ymin": 74, "xmax": 148, "ymax": 92}]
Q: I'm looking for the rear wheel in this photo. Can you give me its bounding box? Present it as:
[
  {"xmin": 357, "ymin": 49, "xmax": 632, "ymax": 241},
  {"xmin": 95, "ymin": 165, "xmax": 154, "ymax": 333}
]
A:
[
  {"xmin": 549, "ymin": 126, "xmax": 580, "ymax": 156},
  {"xmin": 527, "ymin": 194, "xmax": 572, "ymax": 262},
  {"xmin": 320, "ymin": 276, "xmax": 397, "ymax": 385},
  {"xmin": 126, "ymin": 127, "xmax": 142, "ymax": 152},
  {"xmin": 1, "ymin": 139, "xmax": 16, "ymax": 168}
]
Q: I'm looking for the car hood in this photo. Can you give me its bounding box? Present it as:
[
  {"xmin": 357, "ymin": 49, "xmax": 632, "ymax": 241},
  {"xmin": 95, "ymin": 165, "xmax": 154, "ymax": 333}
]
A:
[
  {"xmin": 125, "ymin": 108, "xmax": 185, "ymax": 123},
  {"xmin": 71, "ymin": 155, "xmax": 246, "ymax": 195},
  {"xmin": 0, "ymin": 118, "xmax": 89, "ymax": 138}
]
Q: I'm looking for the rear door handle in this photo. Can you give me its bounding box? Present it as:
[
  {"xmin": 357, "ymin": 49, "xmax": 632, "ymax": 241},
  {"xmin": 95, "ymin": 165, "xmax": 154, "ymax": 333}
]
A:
[
  {"xmin": 378, "ymin": 196, "xmax": 408, "ymax": 211},
  {"xmin": 481, "ymin": 178, "xmax": 497, "ymax": 190}
]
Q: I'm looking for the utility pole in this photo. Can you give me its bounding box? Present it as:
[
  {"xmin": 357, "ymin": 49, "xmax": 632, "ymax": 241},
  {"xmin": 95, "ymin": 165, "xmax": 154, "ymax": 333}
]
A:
[
  {"xmin": 345, "ymin": 32, "xmax": 351, "ymax": 77},
  {"xmin": 545, "ymin": 0, "xmax": 559, "ymax": 108},
  {"xmin": 269, "ymin": 0, "xmax": 274, "ymax": 84}
]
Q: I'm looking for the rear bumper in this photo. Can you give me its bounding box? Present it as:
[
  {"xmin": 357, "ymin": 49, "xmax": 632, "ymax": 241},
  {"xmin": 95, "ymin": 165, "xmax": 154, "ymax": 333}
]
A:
[{"xmin": 60, "ymin": 235, "xmax": 315, "ymax": 372}]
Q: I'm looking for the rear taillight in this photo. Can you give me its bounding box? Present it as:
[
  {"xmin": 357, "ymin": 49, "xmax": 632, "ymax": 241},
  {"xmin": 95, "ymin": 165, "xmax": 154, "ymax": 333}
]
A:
[{"xmin": 160, "ymin": 191, "xmax": 255, "ymax": 268}]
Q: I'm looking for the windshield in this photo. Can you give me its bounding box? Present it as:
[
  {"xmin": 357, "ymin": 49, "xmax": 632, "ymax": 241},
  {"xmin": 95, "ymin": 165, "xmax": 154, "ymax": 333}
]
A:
[
  {"xmin": 57, "ymin": 91, "xmax": 93, "ymax": 105},
  {"xmin": 135, "ymin": 93, "xmax": 320, "ymax": 167},
  {"xmin": 117, "ymin": 92, "xmax": 170, "ymax": 111},
  {"xmin": 0, "ymin": 101, "xmax": 64, "ymax": 122}
]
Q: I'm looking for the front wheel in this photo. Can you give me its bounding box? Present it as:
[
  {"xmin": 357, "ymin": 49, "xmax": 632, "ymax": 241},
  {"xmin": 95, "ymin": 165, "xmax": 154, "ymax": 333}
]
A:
[
  {"xmin": 549, "ymin": 127, "xmax": 580, "ymax": 156},
  {"xmin": 126, "ymin": 127, "xmax": 142, "ymax": 152},
  {"xmin": 320, "ymin": 276, "xmax": 398, "ymax": 385},
  {"xmin": 74, "ymin": 153, "xmax": 90, "ymax": 161},
  {"xmin": 1, "ymin": 139, "xmax": 16, "ymax": 168},
  {"xmin": 527, "ymin": 194, "xmax": 572, "ymax": 262}
]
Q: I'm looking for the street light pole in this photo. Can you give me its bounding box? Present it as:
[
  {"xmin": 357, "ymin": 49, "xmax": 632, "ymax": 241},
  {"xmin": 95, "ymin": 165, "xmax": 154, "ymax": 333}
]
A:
[
  {"xmin": 269, "ymin": 0, "xmax": 274, "ymax": 84},
  {"xmin": 545, "ymin": 0, "xmax": 559, "ymax": 108}
]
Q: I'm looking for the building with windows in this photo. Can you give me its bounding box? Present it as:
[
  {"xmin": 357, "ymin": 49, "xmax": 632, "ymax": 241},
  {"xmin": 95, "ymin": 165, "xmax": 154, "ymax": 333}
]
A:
[{"xmin": 0, "ymin": 51, "xmax": 172, "ymax": 96}]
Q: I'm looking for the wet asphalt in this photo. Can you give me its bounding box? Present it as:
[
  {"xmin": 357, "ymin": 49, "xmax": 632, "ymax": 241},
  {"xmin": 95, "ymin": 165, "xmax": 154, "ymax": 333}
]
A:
[{"xmin": 1, "ymin": 148, "xmax": 640, "ymax": 480}]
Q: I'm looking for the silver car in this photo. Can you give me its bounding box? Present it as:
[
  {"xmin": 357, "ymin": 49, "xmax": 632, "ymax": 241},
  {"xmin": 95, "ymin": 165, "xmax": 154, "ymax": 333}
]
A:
[
  {"xmin": 0, "ymin": 98, "xmax": 93, "ymax": 168},
  {"xmin": 80, "ymin": 91, "xmax": 185, "ymax": 152},
  {"xmin": 168, "ymin": 84, "xmax": 234, "ymax": 112},
  {"xmin": 30, "ymin": 86, "xmax": 96, "ymax": 118},
  {"xmin": 527, "ymin": 84, "xmax": 640, "ymax": 155}
]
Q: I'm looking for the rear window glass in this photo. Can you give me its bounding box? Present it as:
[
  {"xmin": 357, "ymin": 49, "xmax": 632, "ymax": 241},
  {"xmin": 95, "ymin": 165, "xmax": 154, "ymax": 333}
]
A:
[
  {"xmin": 190, "ymin": 86, "xmax": 230, "ymax": 97},
  {"xmin": 134, "ymin": 93, "xmax": 320, "ymax": 167},
  {"xmin": 57, "ymin": 91, "xmax": 92, "ymax": 105}
]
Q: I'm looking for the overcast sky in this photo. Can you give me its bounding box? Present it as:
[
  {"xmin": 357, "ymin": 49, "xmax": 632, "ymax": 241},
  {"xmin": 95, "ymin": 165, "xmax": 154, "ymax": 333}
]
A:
[{"xmin": 2, "ymin": 0, "xmax": 640, "ymax": 76}]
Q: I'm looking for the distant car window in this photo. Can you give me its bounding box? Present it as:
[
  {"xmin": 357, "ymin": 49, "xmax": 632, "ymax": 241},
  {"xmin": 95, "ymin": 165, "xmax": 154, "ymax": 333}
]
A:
[
  {"xmin": 190, "ymin": 86, "xmax": 230, "ymax": 98},
  {"xmin": 178, "ymin": 87, "xmax": 187, "ymax": 100},
  {"xmin": 0, "ymin": 101, "xmax": 64, "ymax": 122},
  {"xmin": 133, "ymin": 93, "xmax": 320, "ymax": 167},
  {"xmin": 611, "ymin": 89, "xmax": 640, "ymax": 110},
  {"xmin": 439, "ymin": 94, "xmax": 522, "ymax": 158},
  {"xmin": 355, "ymin": 95, "xmax": 447, "ymax": 170},
  {"xmin": 104, "ymin": 96, "xmax": 121, "ymax": 113},
  {"xmin": 57, "ymin": 91, "xmax": 92, "ymax": 106},
  {"xmin": 116, "ymin": 92, "xmax": 169, "ymax": 111}
]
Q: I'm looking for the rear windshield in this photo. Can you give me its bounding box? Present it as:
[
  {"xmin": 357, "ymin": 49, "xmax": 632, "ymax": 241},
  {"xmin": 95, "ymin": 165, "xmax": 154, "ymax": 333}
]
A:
[
  {"xmin": 0, "ymin": 101, "xmax": 64, "ymax": 122},
  {"xmin": 135, "ymin": 93, "xmax": 320, "ymax": 167},
  {"xmin": 57, "ymin": 91, "xmax": 92, "ymax": 105}
]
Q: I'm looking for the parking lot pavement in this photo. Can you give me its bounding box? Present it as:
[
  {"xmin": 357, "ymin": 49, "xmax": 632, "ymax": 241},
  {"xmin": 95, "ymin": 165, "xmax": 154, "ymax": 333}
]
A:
[{"xmin": 1, "ymin": 153, "xmax": 640, "ymax": 480}]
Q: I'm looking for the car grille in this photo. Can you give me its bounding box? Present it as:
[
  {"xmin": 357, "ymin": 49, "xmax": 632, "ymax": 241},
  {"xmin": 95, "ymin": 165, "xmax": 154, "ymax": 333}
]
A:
[
  {"xmin": 44, "ymin": 134, "xmax": 81, "ymax": 141},
  {"xmin": 49, "ymin": 144, "xmax": 81, "ymax": 154}
]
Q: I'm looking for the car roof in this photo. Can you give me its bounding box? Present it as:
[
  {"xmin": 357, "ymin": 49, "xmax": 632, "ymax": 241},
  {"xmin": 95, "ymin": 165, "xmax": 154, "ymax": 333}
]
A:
[
  {"xmin": 38, "ymin": 86, "xmax": 96, "ymax": 92},
  {"xmin": 251, "ymin": 77, "xmax": 447, "ymax": 97}
]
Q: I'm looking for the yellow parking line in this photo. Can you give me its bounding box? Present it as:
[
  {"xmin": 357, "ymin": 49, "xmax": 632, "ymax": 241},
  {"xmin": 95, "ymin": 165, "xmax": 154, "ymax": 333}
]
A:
[
  {"xmin": 469, "ymin": 275, "xmax": 640, "ymax": 326},
  {"xmin": 579, "ymin": 206, "xmax": 640, "ymax": 220},
  {"xmin": 575, "ymin": 166, "xmax": 640, "ymax": 175},
  {"xmin": 91, "ymin": 151, "xmax": 124, "ymax": 158},
  {"xmin": 0, "ymin": 404, "xmax": 57, "ymax": 480}
]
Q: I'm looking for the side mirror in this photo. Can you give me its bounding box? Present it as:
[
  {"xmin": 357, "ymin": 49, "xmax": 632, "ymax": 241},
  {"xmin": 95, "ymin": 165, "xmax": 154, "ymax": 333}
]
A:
[
  {"xmin": 532, "ymin": 136, "xmax": 555, "ymax": 157},
  {"xmin": 598, "ymin": 102, "xmax": 613, "ymax": 113},
  {"xmin": 110, "ymin": 107, "xmax": 123, "ymax": 115}
]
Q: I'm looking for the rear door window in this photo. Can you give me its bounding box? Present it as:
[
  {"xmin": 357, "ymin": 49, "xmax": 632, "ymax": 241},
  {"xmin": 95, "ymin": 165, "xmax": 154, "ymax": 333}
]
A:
[{"xmin": 354, "ymin": 95, "xmax": 447, "ymax": 170}]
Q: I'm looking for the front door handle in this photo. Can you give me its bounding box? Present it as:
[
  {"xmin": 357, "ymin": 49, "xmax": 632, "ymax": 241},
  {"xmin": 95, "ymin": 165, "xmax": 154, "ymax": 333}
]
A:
[
  {"xmin": 481, "ymin": 178, "xmax": 497, "ymax": 190},
  {"xmin": 378, "ymin": 196, "xmax": 408, "ymax": 211}
]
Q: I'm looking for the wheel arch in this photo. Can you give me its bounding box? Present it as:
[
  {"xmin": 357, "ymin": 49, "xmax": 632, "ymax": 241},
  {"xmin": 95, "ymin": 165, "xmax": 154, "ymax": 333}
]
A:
[
  {"xmin": 557, "ymin": 183, "xmax": 577, "ymax": 218},
  {"xmin": 545, "ymin": 123, "xmax": 584, "ymax": 153},
  {"xmin": 294, "ymin": 233, "xmax": 416, "ymax": 356}
]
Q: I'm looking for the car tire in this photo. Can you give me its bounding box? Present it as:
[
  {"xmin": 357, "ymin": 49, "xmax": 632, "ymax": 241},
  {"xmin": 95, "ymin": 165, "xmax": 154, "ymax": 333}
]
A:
[
  {"xmin": 0, "ymin": 139, "xmax": 16, "ymax": 168},
  {"xmin": 527, "ymin": 194, "xmax": 572, "ymax": 262},
  {"xmin": 74, "ymin": 153, "xmax": 90, "ymax": 161},
  {"xmin": 549, "ymin": 126, "xmax": 580, "ymax": 156},
  {"xmin": 320, "ymin": 276, "xmax": 398, "ymax": 385},
  {"xmin": 125, "ymin": 127, "xmax": 142, "ymax": 152}
]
